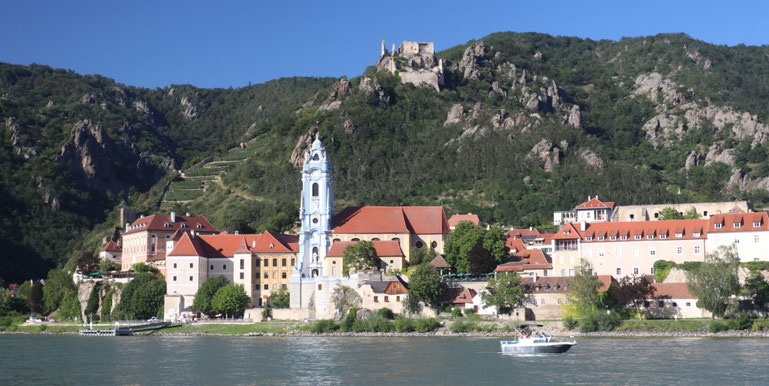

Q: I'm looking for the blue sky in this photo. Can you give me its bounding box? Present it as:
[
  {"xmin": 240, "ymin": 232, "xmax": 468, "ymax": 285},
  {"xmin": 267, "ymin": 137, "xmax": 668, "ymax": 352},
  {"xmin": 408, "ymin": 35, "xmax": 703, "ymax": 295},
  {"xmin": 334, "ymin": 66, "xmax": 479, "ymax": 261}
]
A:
[{"xmin": 2, "ymin": 0, "xmax": 768, "ymax": 89}]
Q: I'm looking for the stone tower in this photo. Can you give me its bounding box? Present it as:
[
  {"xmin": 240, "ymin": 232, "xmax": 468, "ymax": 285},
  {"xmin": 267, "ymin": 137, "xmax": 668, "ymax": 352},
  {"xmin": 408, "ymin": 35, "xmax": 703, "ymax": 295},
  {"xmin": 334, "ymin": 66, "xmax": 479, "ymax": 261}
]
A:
[{"xmin": 295, "ymin": 134, "xmax": 334, "ymax": 278}]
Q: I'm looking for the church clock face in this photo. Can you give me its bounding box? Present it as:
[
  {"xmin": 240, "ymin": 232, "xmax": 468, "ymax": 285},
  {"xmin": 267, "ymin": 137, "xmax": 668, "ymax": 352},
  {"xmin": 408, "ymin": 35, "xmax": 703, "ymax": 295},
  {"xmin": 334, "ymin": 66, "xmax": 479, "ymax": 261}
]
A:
[{"xmin": 311, "ymin": 169, "xmax": 321, "ymax": 179}]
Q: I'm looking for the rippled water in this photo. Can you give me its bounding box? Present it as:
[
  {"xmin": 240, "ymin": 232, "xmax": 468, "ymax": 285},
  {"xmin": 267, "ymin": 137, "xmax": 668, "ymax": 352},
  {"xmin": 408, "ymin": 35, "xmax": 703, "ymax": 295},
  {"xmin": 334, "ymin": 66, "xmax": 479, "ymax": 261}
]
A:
[{"xmin": 2, "ymin": 335, "xmax": 769, "ymax": 384}]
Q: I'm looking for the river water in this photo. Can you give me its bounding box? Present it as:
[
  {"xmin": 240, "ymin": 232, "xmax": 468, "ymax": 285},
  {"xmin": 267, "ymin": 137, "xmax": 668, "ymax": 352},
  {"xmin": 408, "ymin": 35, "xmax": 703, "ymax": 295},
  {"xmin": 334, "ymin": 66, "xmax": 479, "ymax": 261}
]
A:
[{"xmin": 2, "ymin": 335, "xmax": 769, "ymax": 385}]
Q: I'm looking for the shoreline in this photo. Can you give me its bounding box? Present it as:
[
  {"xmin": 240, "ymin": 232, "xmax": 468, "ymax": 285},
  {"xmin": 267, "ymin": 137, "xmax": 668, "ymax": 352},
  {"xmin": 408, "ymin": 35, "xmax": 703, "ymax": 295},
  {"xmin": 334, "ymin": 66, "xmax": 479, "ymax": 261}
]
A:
[{"xmin": 4, "ymin": 329, "xmax": 769, "ymax": 338}]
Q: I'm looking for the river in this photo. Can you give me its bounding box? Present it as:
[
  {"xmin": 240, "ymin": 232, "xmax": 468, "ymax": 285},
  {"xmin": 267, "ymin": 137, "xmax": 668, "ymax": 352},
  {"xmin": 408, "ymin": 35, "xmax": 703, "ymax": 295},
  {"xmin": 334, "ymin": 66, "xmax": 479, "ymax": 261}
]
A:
[{"xmin": 1, "ymin": 335, "xmax": 768, "ymax": 384}]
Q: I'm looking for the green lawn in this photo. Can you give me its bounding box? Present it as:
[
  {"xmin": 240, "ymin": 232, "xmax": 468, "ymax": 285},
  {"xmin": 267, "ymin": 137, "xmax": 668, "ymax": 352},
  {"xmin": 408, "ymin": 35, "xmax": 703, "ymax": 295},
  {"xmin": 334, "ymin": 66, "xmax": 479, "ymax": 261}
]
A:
[
  {"xmin": 167, "ymin": 321, "xmax": 299, "ymax": 334},
  {"xmin": 616, "ymin": 318, "xmax": 711, "ymax": 332}
]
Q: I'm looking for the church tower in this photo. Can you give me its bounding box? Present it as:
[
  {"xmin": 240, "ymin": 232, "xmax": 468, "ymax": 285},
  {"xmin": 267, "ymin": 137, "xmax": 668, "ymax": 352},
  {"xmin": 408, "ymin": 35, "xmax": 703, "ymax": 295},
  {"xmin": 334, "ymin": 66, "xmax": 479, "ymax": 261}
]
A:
[{"xmin": 295, "ymin": 134, "xmax": 333, "ymax": 278}]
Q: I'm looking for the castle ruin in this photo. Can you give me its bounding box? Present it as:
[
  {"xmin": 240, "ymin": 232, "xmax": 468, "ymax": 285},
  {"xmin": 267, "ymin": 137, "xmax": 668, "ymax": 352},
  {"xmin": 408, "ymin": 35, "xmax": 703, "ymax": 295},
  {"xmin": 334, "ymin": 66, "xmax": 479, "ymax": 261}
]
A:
[{"xmin": 377, "ymin": 39, "xmax": 444, "ymax": 91}]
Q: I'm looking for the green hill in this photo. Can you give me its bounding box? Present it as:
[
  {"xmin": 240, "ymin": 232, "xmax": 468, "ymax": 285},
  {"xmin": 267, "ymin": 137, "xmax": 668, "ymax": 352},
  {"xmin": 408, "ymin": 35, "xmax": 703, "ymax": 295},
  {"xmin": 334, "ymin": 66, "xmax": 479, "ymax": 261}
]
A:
[{"xmin": 3, "ymin": 31, "xmax": 769, "ymax": 282}]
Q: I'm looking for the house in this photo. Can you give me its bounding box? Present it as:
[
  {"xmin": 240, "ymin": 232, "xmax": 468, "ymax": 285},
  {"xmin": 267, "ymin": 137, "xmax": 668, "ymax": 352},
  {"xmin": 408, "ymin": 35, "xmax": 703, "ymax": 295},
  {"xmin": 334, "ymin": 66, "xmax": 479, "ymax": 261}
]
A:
[
  {"xmin": 359, "ymin": 278, "xmax": 409, "ymax": 314},
  {"xmin": 644, "ymin": 282, "xmax": 710, "ymax": 318},
  {"xmin": 553, "ymin": 196, "xmax": 615, "ymax": 225},
  {"xmin": 440, "ymin": 286, "xmax": 477, "ymax": 309},
  {"xmin": 324, "ymin": 240, "xmax": 406, "ymax": 275},
  {"xmin": 705, "ymin": 212, "xmax": 769, "ymax": 262},
  {"xmin": 428, "ymin": 255, "xmax": 451, "ymax": 275},
  {"xmin": 494, "ymin": 249, "xmax": 553, "ymax": 278},
  {"xmin": 519, "ymin": 275, "xmax": 616, "ymax": 320},
  {"xmin": 98, "ymin": 240, "xmax": 122, "ymax": 266},
  {"xmin": 448, "ymin": 213, "xmax": 481, "ymax": 231}
]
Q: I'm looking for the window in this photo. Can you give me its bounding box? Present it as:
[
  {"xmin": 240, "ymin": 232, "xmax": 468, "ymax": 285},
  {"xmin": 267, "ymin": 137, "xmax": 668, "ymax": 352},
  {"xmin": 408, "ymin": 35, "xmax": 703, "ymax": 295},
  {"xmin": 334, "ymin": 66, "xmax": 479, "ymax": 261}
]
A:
[
  {"xmin": 754, "ymin": 235, "xmax": 760, "ymax": 243},
  {"xmin": 703, "ymin": 211, "xmax": 708, "ymax": 217},
  {"xmin": 633, "ymin": 248, "xmax": 639, "ymax": 257},
  {"xmin": 282, "ymin": 272, "xmax": 287, "ymax": 279},
  {"xmin": 264, "ymin": 272, "xmax": 268, "ymax": 279},
  {"xmin": 569, "ymin": 256, "xmax": 574, "ymax": 264},
  {"xmin": 312, "ymin": 154, "xmax": 319, "ymax": 161},
  {"xmin": 686, "ymin": 302, "xmax": 691, "ymax": 307},
  {"xmin": 598, "ymin": 249, "xmax": 605, "ymax": 257},
  {"xmin": 371, "ymin": 238, "xmax": 380, "ymax": 241},
  {"xmin": 635, "ymin": 235, "xmax": 642, "ymax": 240},
  {"xmin": 615, "ymin": 249, "xmax": 621, "ymax": 257},
  {"xmin": 647, "ymin": 235, "xmax": 654, "ymax": 240},
  {"xmin": 672, "ymin": 302, "xmax": 678, "ymax": 307},
  {"xmin": 565, "ymin": 298, "xmax": 570, "ymax": 305},
  {"xmin": 431, "ymin": 241, "xmax": 438, "ymax": 249},
  {"xmin": 173, "ymin": 263, "xmax": 177, "ymax": 268},
  {"xmin": 651, "ymin": 267, "xmax": 655, "ymax": 275},
  {"xmin": 273, "ymin": 259, "xmax": 278, "ymax": 266},
  {"xmin": 189, "ymin": 276, "xmax": 193, "ymax": 281},
  {"xmin": 620, "ymin": 235, "xmax": 628, "ymax": 240},
  {"xmin": 633, "ymin": 267, "xmax": 639, "ymax": 275},
  {"xmin": 239, "ymin": 272, "xmax": 244, "ymax": 279},
  {"xmin": 264, "ymin": 284, "xmax": 269, "ymax": 290},
  {"xmin": 616, "ymin": 268, "xmax": 622, "ymax": 275},
  {"xmin": 585, "ymin": 248, "xmax": 592, "ymax": 257},
  {"xmin": 694, "ymin": 246, "xmax": 701, "ymax": 254},
  {"xmin": 586, "ymin": 236, "xmax": 593, "ymax": 241},
  {"xmin": 754, "ymin": 221, "xmax": 761, "ymax": 227},
  {"xmin": 598, "ymin": 236, "xmax": 605, "ymax": 241},
  {"xmin": 196, "ymin": 223, "xmax": 202, "ymax": 229},
  {"xmin": 629, "ymin": 214, "xmax": 635, "ymax": 220},
  {"xmin": 675, "ymin": 233, "xmax": 682, "ymax": 238},
  {"xmin": 654, "ymin": 213, "xmax": 659, "ymax": 219},
  {"xmin": 735, "ymin": 237, "xmax": 740, "ymax": 244},
  {"xmin": 374, "ymin": 296, "xmax": 379, "ymax": 303},
  {"xmin": 734, "ymin": 223, "xmax": 742, "ymax": 229},
  {"xmin": 650, "ymin": 249, "xmax": 656, "ymax": 256},
  {"xmin": 317, "ymin": 284, "xmax": 322, "ymax": 290},
  {"xmin": 173, "ymin": 276, "xmax": 177, "ymax": 281},
  {"xmin": 415, "ymin": 241, "xmax": 424, "ymax": 248},
  {"xmin": 312, "ymin": 183, "xmax": 319, "ymax": 197},
  {"xmin": 569, "ymin": 269, "xmax": 575, "ymax": 276},
  {"xmin": 384, "ymin": 296, "xmax": 389, "ymax": 302},
  {"xmin": 351, "ymin": 238, "xmax": 360, "ymax": 242},
  {"xmin": 396, "ymin": 296, "xmax": 400, "ymax": 301},
  {"xmin": 557, "ymin": 298, "xmax": 562, "ymax": 305},
  {"xmin": 659, "ymin": 234, "xmax": 667, "ymax": 240},
  {"xmin": 264, "ymin": 259, "xmax": 268, "ymax": 267},
  {"xmin": 282, "ymin": 259, "xmax": 287, "ymax": 267},
  {"xmin": 609, "ymin": 236, "xmax": 616, "ymax": 241},
  {"xmin": 558, "ymin": 256, "xmax": 564, "ymax": 264},
  {"xmin": 560, "ymin": 269, "xmax": 566, "ymax": 276},
  {"xmin": 223, "ymin": 264, "xmax": 226, "ymax": 270},
  {"xmin": 190, "ymin": 263, "xmax": 194, "ymax": 268},
  {"xmin": 540, "ymin": 298, "xmax": 545, "ymax": 305},
  {"xmin": 564, "ymin": 231, "xmax": 570, "ymax": 236},
  {"xmin": 210, "ymin": 265, "xmax": 214, "ymax": 270},
  {"xmin": 676, "ymin": 246, "xmax": 683, "ymax": 255},
  {"xmin": 643, "ymin": 301, "xmax": 650, "ymax": 308},
  {"xmin": 658, "ymin": 301, "xmax": 664, "ymax": 308},
  {"xmin": 291, "ymin": 259, "xmax": 295, "ymax": 266},
  {"xmin": 240, "ymin": 259, "xmax": 244, "ymax": 269},
  {"xmin": 715, "ymin": 223, "xmax": 723, "ymax": 229},
  {"xmin": 693, "ymin": 232, "xmax": 701, "ymax": 237}
]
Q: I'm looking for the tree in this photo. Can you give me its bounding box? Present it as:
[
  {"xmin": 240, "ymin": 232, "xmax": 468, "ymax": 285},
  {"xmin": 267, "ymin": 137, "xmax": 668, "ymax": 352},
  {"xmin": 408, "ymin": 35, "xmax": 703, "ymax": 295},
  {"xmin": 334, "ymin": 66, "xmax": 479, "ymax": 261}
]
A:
[
  {"xmin": 42, "ymin": 269, "xmax": 76, "ymax": 313},
  {"xmin": 467, "ymin": 244, "xmax": 494, "ymax": 274},
  {"xmin": 610, "ymin": 275, "xmax": 655, "ymax": 319},
  {"xmin": 658, "ymin": 207, "xmax": 683, "ymax": 220},
  {"xmin": 212, "ymin": 284, "xmax": 249, "ymax": 318},
  {"xmin": 58, "ymin": 290, "xmax": 82, "ymax": 320},
  {"xmin": 85, "ymin": 282, "xmax": 103, "ymax": 321},
  {"xmin": 483, "ymin": 227, "xmax": 509, "ymax": 264},
  {"xmin": 686, "ymin": 245, "xmax": 741, "ymax": 318},
  {"xmin": 682, "ymin": 209, "xmax": 701, "ymax": 219},
  {"xmin": 342, "ymin": 241, "xmax": 378, "ymax": 276},
  {"xmin": 27, "ymin": 282, "xmax": 44, "ymax": 314},
  {"xmin": 445, "ymin": 223, "xmax": 509, "ymax": 273},
  {"xmin": 130, "ymin": 278, "xmax": 166, "ymax": 319},
  {"xmin": 653, "ymin": 260, "xmax": 675, "ymax": 282},
  {"xmin": 402, "ymin": 294, "xmax": 423, "ymax": 316},
  {"xmin": 99, "ymin": 259, "xmax": 117, "ymax": 273},
  {"xmin": 743, "ymin": 271, "xmax": 769, "ymax": 310},
  {"xmin": 268, "ymin": 286, "xmax": 290, "ymax": 308},
  {"xmin": 482, "ymin": 272, "xmax": 526, "ymax": 315},
  {"xmin": 193, "ymin": 276, "xmax": 230, "ymax": 316},
  {"xmin": 410, "ymin": 247, "xmax": 437, "ymax": 266},
  {"xmin": 567, "ymin": 260, "xmax": 606, "ymax": 316},
  {"xmin": 131, "ymin": 263, "xmax": 159, "ymax": 274},
  {"xmin": 407, "ymin": 264, "xmax": 446, "ymax": 308},
  {"xmin": 77, "ymin": 251, "xmax": 100, "ymax": 275}
]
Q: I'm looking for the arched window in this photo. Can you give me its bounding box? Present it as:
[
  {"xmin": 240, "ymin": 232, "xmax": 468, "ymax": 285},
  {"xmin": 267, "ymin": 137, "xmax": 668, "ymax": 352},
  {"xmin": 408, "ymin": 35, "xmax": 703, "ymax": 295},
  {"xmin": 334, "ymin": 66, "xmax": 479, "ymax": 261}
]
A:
[
  {"xmin": 371, "ymin": 238, "xmax": 380, "ymax": 241},
  {"xmin": 431, "ymin": 241, "xmax": 438, "ymax": 249},
  {"xmin": 312, "ymin": 183, "xmax": 319, "ymax": 197},
  {"xmin": 415, "ymin": 241, "xmax": 424, "ymax": 249},
  {"xmin": 313, "ymin": 154, "xmax": 320, "ymax": 161},
  {"xmin": 351, "ymin": 238, "xmax": 360, "ymax": 242},
  {"xmin": 333, "ymin": 238, "xmax": 341, "ymax": 242}
]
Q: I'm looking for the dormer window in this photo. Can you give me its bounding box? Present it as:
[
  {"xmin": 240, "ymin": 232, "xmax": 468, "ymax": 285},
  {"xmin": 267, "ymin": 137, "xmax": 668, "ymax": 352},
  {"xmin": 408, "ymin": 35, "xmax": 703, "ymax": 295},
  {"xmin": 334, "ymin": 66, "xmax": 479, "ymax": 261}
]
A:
[
  {"xmin": 754, "ymin": 221, "xmax": 761, "ymax": 227},
  {"xmin": 597, "ymin": 236, "xmax": 604, "ymax": 241},
  {"xmin": 269, "ymin": 243, "xmax": 274, "ymax": 249},
  {"xmin": 196, "ymin": 223, "xmax": 202, "ymax": 229},
  {"xmin": 564, "ymin": 231, "xmax": 570, "ymax": 235},
  {"xmin": 164, "ymin": 222, "xmax": 170, "ymax": 228},
  {"xmin": 675, "ymin": 233, "xmax": 682, "ymax": 238},
  {"xmin": 585, "ymin": 236, "xmax": 593, "ymax": 241},
  {"xmin": 659, "ymin": 234, "xmax": 667, "ymax": 239},
  {"xmin": 693, "ymin": 232, "xmax": 701, "ymax": 237},
  {"xmin": 609, "ymin": 236, "xmax": 616, "ymax": 241},
  {"xmin": 647, "ymin": 235, "xmax": 654, "ymax": 239},
  {"xmin": 620, "ymin": 235, "xmax": 628, "ymax": 240},
  {"xmin": 634, "ymin": 235, "xmax": 642, "ymax": 240},
  {"xmin": 181, "ymin": 223, "xmax": 187, "ymax": 228},
  {"xmin": 734, "ymin": 222, "xmax": 742, "ymax": 228},
  {"xmin": 715, "ymin": 223, "xmax": 723, "ymax": 229}
]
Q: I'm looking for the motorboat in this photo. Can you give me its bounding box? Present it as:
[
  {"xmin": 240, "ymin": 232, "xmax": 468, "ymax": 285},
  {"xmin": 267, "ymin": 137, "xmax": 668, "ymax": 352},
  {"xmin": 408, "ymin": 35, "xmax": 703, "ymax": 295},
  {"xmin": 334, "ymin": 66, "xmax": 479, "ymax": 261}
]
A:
[{"xmin": 500, "ymin": 324, "xmax": 576, "ymax": 354}]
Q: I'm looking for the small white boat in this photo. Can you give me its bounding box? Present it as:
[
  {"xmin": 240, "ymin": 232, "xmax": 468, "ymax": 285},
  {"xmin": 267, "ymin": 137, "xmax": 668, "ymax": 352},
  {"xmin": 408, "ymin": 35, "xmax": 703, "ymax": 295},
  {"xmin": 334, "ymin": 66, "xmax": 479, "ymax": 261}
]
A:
[{"xmin": 500, "ymin": 324, "xmax": 576, "ymax": 354}]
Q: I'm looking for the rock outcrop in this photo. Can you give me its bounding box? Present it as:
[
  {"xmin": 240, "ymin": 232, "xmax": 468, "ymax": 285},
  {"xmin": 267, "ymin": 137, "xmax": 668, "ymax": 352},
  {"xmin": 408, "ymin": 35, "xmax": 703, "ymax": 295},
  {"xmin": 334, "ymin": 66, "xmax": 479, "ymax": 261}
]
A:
[
  {"xmin": 358, "ymin": 77, "xmax": 390, "ymax": 107},
  {"xmin": 444, "ymin": 104, "xmax": 465, "ymax": 126},
  {"xmin": 458, "ymin": 41, "xmax": 486, "ymax": 80},
  {"xmin": 180, "ymin": 96, "xmax": 197, "ymax": 120},
  {"xmin": 578, "ymin": 149, "xmax": 604, "ymax": 169},
  {"xmin": 290, "ymin": 128, "xmax": 316, "ymax": 168},
  {"xmin": 6, "ymin": 117, "xmax": 37, "ymax": 159},
  {"xmin": 319, "ymin": 77, "xmax": 351, "ymax": 111},
  {"xmin": 527, "ymin": 139, "xmax": 560, "ymax": 172}
]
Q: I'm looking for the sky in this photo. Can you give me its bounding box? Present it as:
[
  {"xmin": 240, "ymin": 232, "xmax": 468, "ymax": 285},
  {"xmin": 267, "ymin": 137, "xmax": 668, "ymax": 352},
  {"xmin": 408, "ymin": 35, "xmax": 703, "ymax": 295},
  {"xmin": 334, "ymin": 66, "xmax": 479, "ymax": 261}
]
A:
[{"xmin": 3, "ymin": 0, "xmax": 768, "ymax": 89}]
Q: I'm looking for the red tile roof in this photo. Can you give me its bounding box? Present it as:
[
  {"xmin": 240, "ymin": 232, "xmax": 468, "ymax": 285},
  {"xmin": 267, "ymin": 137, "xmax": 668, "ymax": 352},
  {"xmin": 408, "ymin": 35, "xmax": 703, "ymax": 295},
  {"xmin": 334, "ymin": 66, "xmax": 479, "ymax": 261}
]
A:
[
  {"xmin": 708, "ymin": 212, "xmax": 768, "ymax": 233},
  {"xmin": 649, "ymin": 283, "xmax": 696, "ymax": 299},
  {"xmin": 168, "ymin": 231, "xmax": 298, "ymax": 258},
  {"xmin": 326, "ymin": 241, "xmax": 404, "ymax": 257},
  {"xmin": 581, "ymin": 219, "xmax": 708, "ymax": 242},
  {"xmin": 333, "ymin": 206, "xmax": 450, "ymax": 234},
  {"xmin": 441, "ymin": 287, "xmax": 477, "ymax": 304},
  {"xmin": 552, "ymin": 222, "xmax": 583, "ymax": 240},
  {"xmin": 506, "ymin": 238, "xmax": 526, "ymax": 252},
  {"xmin": 100, "ymin": 240, "xmax": 121, "ymax": 252},
  {"xmin": 168, "ymin": 232, "xmax": 207, "ymax": 257},
  {"xmin": 505, "ymin": 228, "xmax": 541, "ymax": 239},
  {"xmin": 124, "ymin": 214, "xmax": 219, "ymax": 235},
  {"xmin": 448, "ymin": 214, "xmax": 480, "ymax": 228},
  {"xmin": 428, "ymin": 255, "xmax": 449, "ymax": 268},
  {"xmin": 495, "ymin": 249, "xmax": 553, "ymax": 272},
  {"xmin": 519, "ymin": 275, "xmax": 615, "ymax": 293},
  {"xmin": 574, "ymin": 197, "xmax": 615, "ymax": 210}
]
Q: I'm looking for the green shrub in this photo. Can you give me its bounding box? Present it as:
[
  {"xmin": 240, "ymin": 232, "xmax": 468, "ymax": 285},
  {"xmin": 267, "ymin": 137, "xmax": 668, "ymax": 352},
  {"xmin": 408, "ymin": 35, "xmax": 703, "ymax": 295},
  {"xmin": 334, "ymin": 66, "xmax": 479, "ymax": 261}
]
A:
[
  {"xmin": 340, "ymin": 307, "xmax": 359, "ymax": 331},
  {"xmin": 394, "ymin": 316, "xmax": 415, "ymax": 332},
  {"xmin": 451, "ymin": 307, "xmax": 463, "ymax": 318},
  {"xmin": 414, "ymin": 318, "xmax": 440, "ymax": 332},
  {"xmin": 579, "ymin": 311, "xmax": 621, "ymax": 332},
  {"xmin": 309, "ymin": 319, "xmax": 338, "ymax": 333},
  {"xmin": 708, "ymin": 320, "xmax": 728, "ymax": 333},
  {"xmin": 464, "ymin": 308, "xmax": 476, "ymax": 316},
  {"xmin": 450, "ymin": 320, "xmax": 478, "ymax": 333},
  {"xmin": 563, "ymin": 316, "xmax": 578, "ymax": 330},
  {"xmin": 376, "ymin": 308, "xmax": 395, "ymax": 320},
  {"xmin": 367, "ymin": 314, "xmax": 394, "ymax": 332},
  {"xmin": 352, "ymin": 318, "xmax": 369, "ymax": 332},
  {"xmin": 727, "ymin": 313, "xmax": 753, "ymax": 331}
]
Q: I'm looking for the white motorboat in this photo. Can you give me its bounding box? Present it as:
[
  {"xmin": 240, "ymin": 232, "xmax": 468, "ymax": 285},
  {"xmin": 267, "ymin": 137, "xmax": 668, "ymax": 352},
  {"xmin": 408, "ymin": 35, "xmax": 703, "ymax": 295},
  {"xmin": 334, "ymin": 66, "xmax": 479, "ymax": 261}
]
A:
[{"xmin": 500, "ymin": 324, "xmax": 576, "ymax": 354}]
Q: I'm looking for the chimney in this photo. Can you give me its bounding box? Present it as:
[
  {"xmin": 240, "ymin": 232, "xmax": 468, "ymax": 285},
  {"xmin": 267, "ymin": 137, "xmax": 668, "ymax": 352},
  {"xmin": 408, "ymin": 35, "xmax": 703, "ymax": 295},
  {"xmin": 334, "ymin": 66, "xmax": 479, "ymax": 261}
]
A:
[
  {"xmin": 186, "ymin": 212, "xmax": 191, "ymax": 217},
  {"xmin": 252, "ymin": 239, "xmax": 256, "ymax": 248},
  {"xmin": 191, "ymin": 230, "xmax": 195, "ymax": 238},
  {"xmin": 125, "ymin": 223, "xmax": 130, "ymax": 231},
  {"xmin": 580, "ymin": 221, "xmax": 586, "ymax": 232},
  {"xmin": 171, "ymin": 212, "xmax": 176, "ymax": 223},
  {"xmin": 529, "ymin": 225, "xmax": 534, "ymax": 231},
  {"xmin": 587, "ymin": 195, "xmax": 591, "ymax": 201}
]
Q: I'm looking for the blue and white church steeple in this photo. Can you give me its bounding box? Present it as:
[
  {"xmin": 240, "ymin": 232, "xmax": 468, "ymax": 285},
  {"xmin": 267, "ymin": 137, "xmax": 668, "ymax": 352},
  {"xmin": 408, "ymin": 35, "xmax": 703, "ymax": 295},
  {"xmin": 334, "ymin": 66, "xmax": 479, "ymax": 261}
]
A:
[{"xmin": 295, "ymin": 134, "xmax": 334, "ymax": 278}]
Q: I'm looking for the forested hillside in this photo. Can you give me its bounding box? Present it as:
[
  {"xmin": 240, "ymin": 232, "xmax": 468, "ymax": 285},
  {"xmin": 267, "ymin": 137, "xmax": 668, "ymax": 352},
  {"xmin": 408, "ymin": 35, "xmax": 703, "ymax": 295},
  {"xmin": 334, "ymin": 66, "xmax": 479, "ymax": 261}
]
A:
[{"xmin": 3, "ymin": 32, "xmax": 769, "ymax": 282}]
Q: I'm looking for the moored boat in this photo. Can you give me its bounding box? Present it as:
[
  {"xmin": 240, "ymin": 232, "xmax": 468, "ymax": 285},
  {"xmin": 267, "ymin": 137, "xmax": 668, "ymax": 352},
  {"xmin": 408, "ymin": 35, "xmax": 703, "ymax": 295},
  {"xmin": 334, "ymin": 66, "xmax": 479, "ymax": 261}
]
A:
[{"xmin": 500, "ymin": 324, "xmax": 576, "ymax": 354}]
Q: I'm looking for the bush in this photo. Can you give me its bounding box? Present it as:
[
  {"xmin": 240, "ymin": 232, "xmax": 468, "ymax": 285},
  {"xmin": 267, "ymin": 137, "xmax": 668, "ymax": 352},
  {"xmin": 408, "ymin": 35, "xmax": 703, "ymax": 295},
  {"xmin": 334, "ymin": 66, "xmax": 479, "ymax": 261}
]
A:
[
  {"xmin": 352, "ymin": 318, "xmax": 369, "ymax": 332},
  {"xmin": 376, "ymin": 308, "xmax": 395, "ymax": 320},
  {"xmin": 709, "ymin": 320, "xmax": 728, "ymax": 333},
  {"xmin": 367, "ymin": 314, "xmax": 394, "ymax": 332},
  {"xmin": 340, "ymin": 307, "xmax": 359, "ymax": 331},
  {"xmin": 579, "ymin": 311, "xmax": 622, "ymax": 332},
  {"xmin": 394, "ymin": 316, "xmax": 415, "ymax": 332},
  {"xmin": 414, "ymin": 317, "xmax": 441, "ymax": 332},
  {"xmin": 309, "ymin": 319, "xmax": 338, "ymax": 333},
  {"xmin": 261, "ymin": 307, "xmax": 272, "ymax": 322},
  {"xmin": 727, "ymin": 313, "xmax": 753, "ymax": 331},
  {"xmin": 451, "ymin": 307, "xmax": 463, "ymax": 318},
  {"xmin": 450, "ymin": 320, "xmax": 478, "ymax": 333},
  {"xmin": 563, "ymin": 316, "xmax": 578, "ymax": 330}
]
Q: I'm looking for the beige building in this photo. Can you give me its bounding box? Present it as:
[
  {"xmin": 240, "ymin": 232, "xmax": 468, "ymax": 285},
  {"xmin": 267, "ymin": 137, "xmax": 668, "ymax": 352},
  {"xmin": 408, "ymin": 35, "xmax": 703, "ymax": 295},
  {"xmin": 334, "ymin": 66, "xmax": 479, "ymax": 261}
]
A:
[
  {"xmin": 325, "ymin": 240, "xmax": 405, "ymax": 275},
  {"xmin": 120, "ymin": 212, "xmax": 218, "ymax": 273},
  {"xmin": 705, "ymin": 212, "xmax": 769, "ymax": 262},
  {"xmin": 611, "ymin": 201, "xmax": 751, "ymax": 222},
  {"xmin": 98, "ymin": 240, "xmax": 122, "ymax": 265},
  {"xmin": 644, "ymin": 283, "xmax": 710, "ymax": 318}
]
